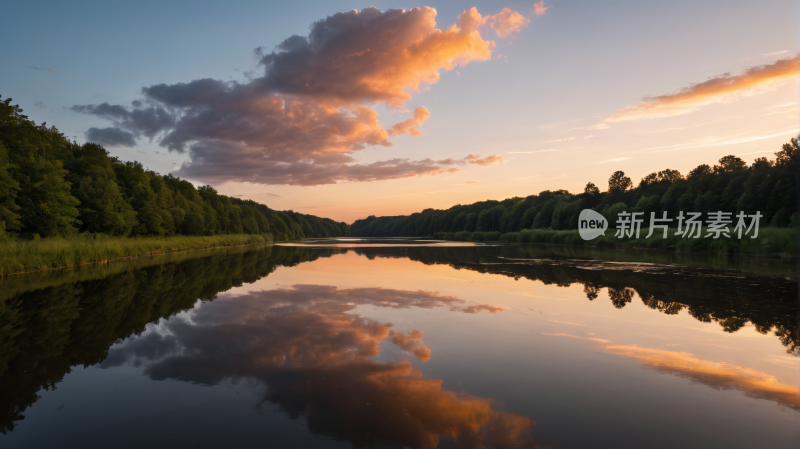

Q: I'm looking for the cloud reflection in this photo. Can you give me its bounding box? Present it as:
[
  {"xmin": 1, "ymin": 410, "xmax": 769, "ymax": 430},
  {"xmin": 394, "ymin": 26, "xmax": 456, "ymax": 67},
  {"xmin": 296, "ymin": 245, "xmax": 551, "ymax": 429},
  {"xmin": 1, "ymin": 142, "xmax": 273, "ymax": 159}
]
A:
[
  {"xmin": 103, "ymin": 285, "xmax": 532, "ymax": 448},
  {"xmin": 606, "ymin": 345, "xmax": 800, "ymax": 411}
]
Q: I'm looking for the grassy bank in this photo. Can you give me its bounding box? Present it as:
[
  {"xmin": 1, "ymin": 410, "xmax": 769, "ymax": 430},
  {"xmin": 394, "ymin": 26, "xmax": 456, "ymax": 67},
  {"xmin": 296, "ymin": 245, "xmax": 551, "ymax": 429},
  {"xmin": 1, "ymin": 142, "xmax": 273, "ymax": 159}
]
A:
[
  {"xmin": 434, "ymin": 227, "xmax": 797, "ymax": 255},
  {"xmin": 0, "ymin": 233, "xmax": 273, "ymax": 275}
]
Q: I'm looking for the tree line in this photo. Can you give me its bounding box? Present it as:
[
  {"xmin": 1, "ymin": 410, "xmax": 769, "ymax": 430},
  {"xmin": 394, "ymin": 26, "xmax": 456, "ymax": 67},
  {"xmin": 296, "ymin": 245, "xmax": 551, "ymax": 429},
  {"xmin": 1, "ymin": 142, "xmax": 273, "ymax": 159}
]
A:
[
  {"xmin": 0, "ymin": 96, "xmax": 349, "ymax": 240},
  {"xmin": 352, "ymin": 139, "xmax": 799, "ymax": 238}
]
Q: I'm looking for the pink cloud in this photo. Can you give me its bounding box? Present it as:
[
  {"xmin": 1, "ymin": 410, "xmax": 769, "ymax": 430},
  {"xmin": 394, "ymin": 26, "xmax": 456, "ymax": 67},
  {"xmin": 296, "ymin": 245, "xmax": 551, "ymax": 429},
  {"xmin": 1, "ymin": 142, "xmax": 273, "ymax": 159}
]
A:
[
  {"xmin": 388, "ymin": 106, "xmax": 431, "ymax": 137},
  {"xmin": 482, "ymin": 8, "xmax": 530, "ymax": 38},
  {"xmin": 532, "ymin": 1, "xmax": 551, "ymax": 16}
]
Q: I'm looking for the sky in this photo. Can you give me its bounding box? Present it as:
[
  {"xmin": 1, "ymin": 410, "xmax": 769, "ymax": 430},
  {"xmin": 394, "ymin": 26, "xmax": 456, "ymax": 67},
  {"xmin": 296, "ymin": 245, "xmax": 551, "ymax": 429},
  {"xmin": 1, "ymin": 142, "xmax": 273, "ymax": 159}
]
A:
[{"xmin": 2, "ymin": 0, "xmax": 798, "ymax": 223}]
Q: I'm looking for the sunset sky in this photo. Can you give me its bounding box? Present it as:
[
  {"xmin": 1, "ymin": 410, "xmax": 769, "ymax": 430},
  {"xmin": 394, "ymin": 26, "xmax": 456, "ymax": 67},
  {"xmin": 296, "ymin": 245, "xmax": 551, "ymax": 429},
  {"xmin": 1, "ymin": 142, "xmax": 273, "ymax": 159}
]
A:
[{"xmin": 3, "ymin": 0, "xmax": 797, "ymax": 223}]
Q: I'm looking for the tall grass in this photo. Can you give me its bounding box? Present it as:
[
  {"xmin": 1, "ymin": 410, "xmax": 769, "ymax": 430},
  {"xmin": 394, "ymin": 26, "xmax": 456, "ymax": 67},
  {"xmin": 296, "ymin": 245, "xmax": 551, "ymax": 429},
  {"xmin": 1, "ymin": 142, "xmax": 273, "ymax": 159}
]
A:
[
  {"xmin": 0, "ymin": 233, "xmax": 273, "ymax": 275},
  {"xmin": 435, "ymin": 227, "xmax": 797, "ymax": 255}
]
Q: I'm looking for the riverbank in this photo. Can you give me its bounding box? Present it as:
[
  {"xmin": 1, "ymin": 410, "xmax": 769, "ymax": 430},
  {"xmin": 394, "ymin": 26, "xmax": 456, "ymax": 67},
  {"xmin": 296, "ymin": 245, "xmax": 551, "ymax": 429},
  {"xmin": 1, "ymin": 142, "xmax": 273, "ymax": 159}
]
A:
[
  {"xmin": 0, "ymin": 233, "xmax": 274, "ymax": 275},
  {"xmin": 433, "ymin": 227, "xmax": 797, "ymax": 256}
]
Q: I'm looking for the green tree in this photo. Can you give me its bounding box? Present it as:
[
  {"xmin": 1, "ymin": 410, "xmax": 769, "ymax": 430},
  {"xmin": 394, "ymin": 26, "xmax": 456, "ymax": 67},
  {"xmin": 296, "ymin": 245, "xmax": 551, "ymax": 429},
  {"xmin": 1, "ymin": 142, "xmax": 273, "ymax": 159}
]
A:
[
  {"xmin": 608, "ymin": 171, "xmax": 632, "ymax": 193},
  {"xmin": 0, "ymin": 142, "xmax": 21, "ymax": 237}
]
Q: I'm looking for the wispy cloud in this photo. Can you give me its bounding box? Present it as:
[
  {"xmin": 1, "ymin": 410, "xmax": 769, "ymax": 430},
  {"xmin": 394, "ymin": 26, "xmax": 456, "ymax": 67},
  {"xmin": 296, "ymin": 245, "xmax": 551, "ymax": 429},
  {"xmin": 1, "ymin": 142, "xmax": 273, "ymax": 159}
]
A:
[
  {"xmin": 24, "ymin": 65, "xmax": 56, "ymax": 72},
  {"xmin": 604, "ymin": 56, "xmax": 799, "ymax": 123},
  {"xmin": 548, "ymin": 320, "xmax": 586, "ymax": 327},
  {"xmin": 505, "ymin": 149, "xmax": 559, "ymax": 154},
  {"xmin": 569, "ymin": 123, "xmax": 610, "ymax": 131},
  {"xmin": 541, "ymin": 333, "xmax": 610, "ymax": 344},
  {"xmin": 639, "ymin": 127, "xmax": 799, "ymax": 154},
  {"xmin": 593, "ymin": 156, "xmax": 632, "ymax": 164}
]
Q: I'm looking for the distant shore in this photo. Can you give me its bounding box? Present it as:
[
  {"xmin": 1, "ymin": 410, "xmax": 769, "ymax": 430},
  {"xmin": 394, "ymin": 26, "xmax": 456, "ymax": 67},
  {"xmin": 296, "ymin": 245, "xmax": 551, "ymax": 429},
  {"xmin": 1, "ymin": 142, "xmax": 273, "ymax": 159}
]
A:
[
  {"xmin": 432, "ymin": 227, "xmax": 798, "ymax": 256},
  {"xmin": 0, "ymin": 233, "xmax": 274, "ymax": 275}
]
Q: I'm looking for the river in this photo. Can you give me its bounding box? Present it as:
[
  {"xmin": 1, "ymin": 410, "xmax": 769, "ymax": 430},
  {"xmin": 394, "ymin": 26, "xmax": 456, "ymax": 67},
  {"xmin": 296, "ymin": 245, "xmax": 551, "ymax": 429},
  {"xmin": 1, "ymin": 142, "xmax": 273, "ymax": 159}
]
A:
[{"xmin": 0, "ymin": 239, "xmax": 798, "ymax": 448}]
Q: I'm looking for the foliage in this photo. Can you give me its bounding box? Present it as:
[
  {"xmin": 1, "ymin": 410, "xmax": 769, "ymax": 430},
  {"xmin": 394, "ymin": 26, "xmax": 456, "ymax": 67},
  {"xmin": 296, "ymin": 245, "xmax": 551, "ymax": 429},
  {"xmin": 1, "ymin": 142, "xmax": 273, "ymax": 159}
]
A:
[
  {"xmin": 452, "ymin": 226, "xmax": 796, "ymax": 255},
  {"xmin": 353, "ymin": 140, "xmax": 799, "ymax": 251},
  {"xmin": 0, "ymin": 95, "xmax": 349, "ymax": 242}
]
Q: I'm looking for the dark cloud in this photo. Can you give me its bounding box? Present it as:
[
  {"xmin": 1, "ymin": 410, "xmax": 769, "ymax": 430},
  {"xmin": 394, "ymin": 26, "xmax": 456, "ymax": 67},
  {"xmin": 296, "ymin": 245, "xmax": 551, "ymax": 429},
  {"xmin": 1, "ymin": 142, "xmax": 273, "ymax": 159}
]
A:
[
  {"xmin": 71, "ymin": 102, "xmax": 174, "ymax": 138},
  {"xmin": 68, "ymin": 6, "xmax": 513, "ymax": 186},
  {"xmin": 85, "ymin": 127, "xmax": 137, "ymax": 147},
  {"xmin": 34, "ymin": 101, "xmax": 46, "ymax": 109}
]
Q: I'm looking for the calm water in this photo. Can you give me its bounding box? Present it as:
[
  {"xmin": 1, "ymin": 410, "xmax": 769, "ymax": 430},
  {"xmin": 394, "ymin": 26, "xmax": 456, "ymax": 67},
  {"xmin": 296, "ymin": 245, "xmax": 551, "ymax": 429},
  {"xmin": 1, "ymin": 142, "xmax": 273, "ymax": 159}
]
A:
[{"xmin": 1, "ymin": 240, "xmax": 798, "ymax": 448}]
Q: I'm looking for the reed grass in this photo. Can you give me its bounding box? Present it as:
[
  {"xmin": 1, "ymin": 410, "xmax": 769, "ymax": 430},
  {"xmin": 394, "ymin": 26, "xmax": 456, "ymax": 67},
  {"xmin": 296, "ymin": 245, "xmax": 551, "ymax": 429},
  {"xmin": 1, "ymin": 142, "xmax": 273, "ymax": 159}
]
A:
[
  {"xmin": 0, "ymin": 233, "xmax": 273, "ymax": 275},
  {"xmin": 438, "ymin": 227, "xmax": 797, "ymax": 256}
]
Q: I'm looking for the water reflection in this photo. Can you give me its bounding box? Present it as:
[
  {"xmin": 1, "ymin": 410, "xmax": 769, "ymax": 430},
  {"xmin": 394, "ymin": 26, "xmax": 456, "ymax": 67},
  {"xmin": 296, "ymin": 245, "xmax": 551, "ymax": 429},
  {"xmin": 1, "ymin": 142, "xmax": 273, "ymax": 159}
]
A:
[
  {"xmin": 0, "ymin": 245, "xmax": 337, "ymax": 434},
  {"xmin": 0, "ymin": 242, "xmax": 797, "ymax": 447},
  {"xmin": 605, "ymin": 345, "xmax": 800, "ymax": 411},
  {"xmin": 103, "ymin": 286, "xmax": 529, "ymax": 448},
  {"xmin": 349, "ymin": 245, "xmax": 799, "ymax": 353},
  {"xmin": 541, "ymin": 333, "xmax": 800, "ymax": 411}
]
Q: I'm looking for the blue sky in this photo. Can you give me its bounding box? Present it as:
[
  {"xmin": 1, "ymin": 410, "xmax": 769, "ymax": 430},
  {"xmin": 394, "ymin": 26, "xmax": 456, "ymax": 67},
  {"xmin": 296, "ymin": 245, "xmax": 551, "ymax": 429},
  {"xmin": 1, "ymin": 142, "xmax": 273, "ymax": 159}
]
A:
[{"xmin": 2, "ymin": 0, "xmax": 796, "ymax": 221}]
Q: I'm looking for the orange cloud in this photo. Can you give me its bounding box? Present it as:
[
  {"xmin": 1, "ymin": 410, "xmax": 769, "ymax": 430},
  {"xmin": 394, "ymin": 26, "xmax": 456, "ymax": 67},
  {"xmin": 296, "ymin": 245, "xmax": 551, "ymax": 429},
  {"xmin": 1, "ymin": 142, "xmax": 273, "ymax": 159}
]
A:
[
  {"xmin": 390, "ymin": 330, "xmax": 431, "ymax": 361},
  {"xmin": 532, "ymin": 1, "xmax": 551, "ymax": 16},
  {"xmin": 482, "ymin": 8, "xmax": 530, "ymax": 38},
  {"xmin": 260, "ymin": 6, "xmax": 495, "ymax": 107},
  {"xmin": 464, "ymin": 154, "xmax": 504, "ymax": 166},
  {"xmin": 388, "ymin": 106, "xmax": 431, "ymax": 136},
  {"xmin": 541, "ymin": 333, "xmax": 611, "ymax": 344},
  {"xmin": 605, "ymin": 56, "xmax": 800, "ymax": 123},
  {"xmin": 606, "ymin": 345, "xmax": 800, "ymax": 410},
  {"xmin": 73, "ymin": 6, "xmax": 508, "ymax": 186},
  {"xmin": 456, "ymin": 303, "xmax": 503, "ymax": 314}
]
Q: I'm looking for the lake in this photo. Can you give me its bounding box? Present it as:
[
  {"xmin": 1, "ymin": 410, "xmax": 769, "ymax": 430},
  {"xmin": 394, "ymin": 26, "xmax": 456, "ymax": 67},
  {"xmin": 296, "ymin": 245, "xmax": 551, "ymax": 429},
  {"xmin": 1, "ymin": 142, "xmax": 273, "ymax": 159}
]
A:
[{"xmin": 1, "ymin": 240, "xmax": 798, "ymax": 448}]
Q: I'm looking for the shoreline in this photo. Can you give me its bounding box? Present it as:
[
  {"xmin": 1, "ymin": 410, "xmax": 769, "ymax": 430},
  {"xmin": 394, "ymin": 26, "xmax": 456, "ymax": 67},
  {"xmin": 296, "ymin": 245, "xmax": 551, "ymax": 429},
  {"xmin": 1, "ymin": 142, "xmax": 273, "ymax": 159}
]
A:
[
  {"xmin": 0, "ymin": 234, "xmax": 275, "ymax": 276},
  {"xmin": 427, "ymin": 227, "xmax": 798, "ymax": 257}
]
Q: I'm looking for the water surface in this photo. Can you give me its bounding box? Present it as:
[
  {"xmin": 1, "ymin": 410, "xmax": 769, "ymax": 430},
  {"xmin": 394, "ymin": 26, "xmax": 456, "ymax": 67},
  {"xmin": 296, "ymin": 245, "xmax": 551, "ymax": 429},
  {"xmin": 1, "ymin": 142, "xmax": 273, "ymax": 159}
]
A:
[{"xmin": 1, "ymin": 242, "xmax": 798, "ymax": 448}]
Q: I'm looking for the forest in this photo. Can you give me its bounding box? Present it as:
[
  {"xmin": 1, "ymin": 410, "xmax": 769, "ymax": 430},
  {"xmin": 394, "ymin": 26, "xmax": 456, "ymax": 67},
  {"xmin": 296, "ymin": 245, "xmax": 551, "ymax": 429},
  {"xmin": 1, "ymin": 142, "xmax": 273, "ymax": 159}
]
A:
[
  {"xmin": 0, "ymin": 96, "xmax": 349, "ymax": 242},
  {"xmin": 352, "ymin": 138, "xmax": 799, "ymax": 244}
]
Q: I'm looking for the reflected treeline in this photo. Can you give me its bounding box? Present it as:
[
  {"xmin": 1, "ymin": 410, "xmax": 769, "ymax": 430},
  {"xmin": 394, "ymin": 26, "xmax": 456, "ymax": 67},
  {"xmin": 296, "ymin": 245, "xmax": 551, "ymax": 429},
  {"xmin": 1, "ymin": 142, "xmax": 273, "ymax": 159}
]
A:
[
  {"xmin": 352, "ymin": 245, "xmax": 800, "ymax": 353},
  {"xmin": 2, "ymin": 243, "xmax": 796, "ymax": 445},
  {"xmin": 0, "ymin": 245, "xmax": 343, "ymax": 434},
  {"xmin": 0, "ymin": 245, "xmax": 530, "ymax": 448}
]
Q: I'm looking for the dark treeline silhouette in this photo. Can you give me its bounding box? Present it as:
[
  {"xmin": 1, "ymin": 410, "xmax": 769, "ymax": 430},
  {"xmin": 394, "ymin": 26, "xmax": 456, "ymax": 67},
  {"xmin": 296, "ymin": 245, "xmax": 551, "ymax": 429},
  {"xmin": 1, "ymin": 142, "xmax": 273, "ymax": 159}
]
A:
[
  {"xmin": 0, "ymin": 244, "xmax": 345, "ymax": 434},
  {"xmin": 351, "ymin": 139, "xmax": 799, "ymax": 238},
  {"xmin": 0, "ymin": 96, "xmax": 349, "ymax": 240}
]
